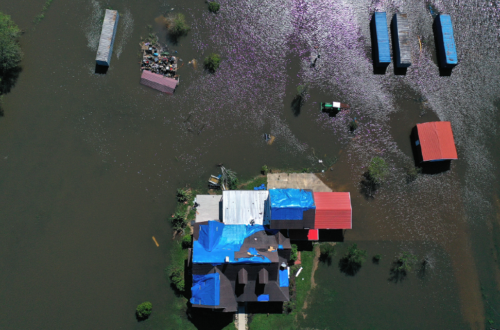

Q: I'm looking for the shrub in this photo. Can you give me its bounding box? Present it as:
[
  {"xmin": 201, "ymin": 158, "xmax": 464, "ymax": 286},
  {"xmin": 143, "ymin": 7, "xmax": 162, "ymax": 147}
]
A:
[
  {"xmin": 167, "ymin": 265, "xmax": 185, "ymax": 292},
  {"xmin": 136, "ymin": 301, "xmax": 152, "ymax": 320},
  {"xmin": 204, "ymin": 53, "xmax": 221, "ymax": 72},
  {"xmin": 228, "ymin": 176, "xmax": 238, "ymax": 190},
  {"xmin": 367, "ymin": 157, "xmax": 389, "ymax": 185},
  {"xmin": 405, "ymin": 165, "xmax": 421, "ymax": 183},
  {"xmin": 182, "ymin": 234, "xmax": 192, "ymax": 249},
  {"xmin": 208, "ymin": 2, "xmax": 220, "ymax": 13},
  {"xmin": 339, "ymin": 243, "xmax": 366, "ymax": 275},
  {"xmin": 261, "ymin": 165, "xmax": 268, "ymax": 175},
  {"xmin": 166, "ymin": 13, "xmax": 190, "ymax": 37},
  {"xmin": 176, "ymin": 188, "xmax": 188, "ymax": 203},
  {"xmin": 395, "ymin": 252, "xmax": 417, "ymax": 273},
  {"xmin": 290, "ymin": 244, "xmax": 298, "ymax": 262},
  {"xmin": 373, "ymin": 254, "xmax": 382, "ymax": 263},
  {"xmin": 0, "ymin": 13, "xmax": 23, "ymax": 73}
]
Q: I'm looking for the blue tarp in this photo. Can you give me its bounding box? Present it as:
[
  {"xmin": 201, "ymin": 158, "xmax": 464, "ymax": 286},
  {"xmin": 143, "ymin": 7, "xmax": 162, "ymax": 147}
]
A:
[
  {"xmin": 279, "ymin": 269, "xmax": 289, "ymax": 287},
  {"xmin": 437, "ymin": 15, "xmax": 457, "ymax": 68},
  {"xmin": 373, "ymin": 12, "xmax": 391, "ymax": 64},
  {"xmin": 190, "ymin": 273, "xmax": 220, "ymax": 306},
  {"xmin": 278, "ymin": 244, "xmax": 284, "ymax": 249},
  {"xmin": 254, "ymin": 184, "xmax": 266, "ymax": 190},
  {"xmin": 270, "ymin": 189, "xmax": 315, "ymax": 220},
  {"xmin": 257, "ymin": 294, "xmax": 270, "ymax": 302},
  {"xmin": 193, "ymin": 222, "xmax": 274, "ymax": 264}
]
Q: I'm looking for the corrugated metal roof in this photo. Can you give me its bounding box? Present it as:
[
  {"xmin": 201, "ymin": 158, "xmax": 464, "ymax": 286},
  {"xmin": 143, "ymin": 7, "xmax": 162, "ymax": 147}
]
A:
[
  {"xmin": 393, "ymin": 13, "xmax": 412, "ymax": 67},
  {"xmin": 222, "ymin": 191, "xmax": 270, "ymax": 225},
  {"xmin": 438, "ymin": 15, "xmax": 458, "ymax": 66},
  {"xmin": 313, "ymin": 192, "xmax": 352, "ymax": 229},
  {"xmin": 374, "ymin": 12, "xmax": 391, "ymax": 64},
  {"xmin": 416, "ymin": 121, "xmax": 458, "ymax": 161},
  {"xmin": 307, "ymin": 229, "xmax": 319, "ymax": 241},
  {"xmin": 96, "ymin": 9, "xmax": 119, "ymax": 66},
  {"xmin": 140, "ymin": 70, "xmax": 178, "ymax": 94}
]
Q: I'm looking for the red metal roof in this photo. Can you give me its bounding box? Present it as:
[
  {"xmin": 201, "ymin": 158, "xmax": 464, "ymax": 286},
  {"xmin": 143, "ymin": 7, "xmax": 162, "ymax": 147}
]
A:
[
  {"xmin": 416, "ymin": 122, "xmax": 458, "ymax": 161},
  {"xmin": 313, "ymin": 192, "xmax": 352, "ymax": 229},
  {"xmin": 307, "ymin": 229, "xmax": 319, "ymax": 241},
  {"xmin": 140, "ymin": 70, "xmax": 177, "ymax": 94}
]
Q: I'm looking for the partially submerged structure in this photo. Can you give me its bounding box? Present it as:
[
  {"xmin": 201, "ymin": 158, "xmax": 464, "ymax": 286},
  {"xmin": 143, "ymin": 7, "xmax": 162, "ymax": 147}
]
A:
[
  {"xmin": 320, "ymin": 102, "xmax": 350, "ymax": 114},
  {"xmin": 371, "ymin": 12, "xmax": 391, "ymax": 68},
  {"xmin": 391, "ymin": 13, "xmax": 412, "ymax": 68},
  {"xmin": 414, "ymin": 121, "xmax": 458, "ymax": 162},
  {"xmin": 434, "ymin": 14, "xmax": 458, "ymax": 69},
  {"xmin": 140, "ymin": 70, "xmax": 178, "ymax": 94},
  {"xmin": 96, "ymin": 10, "xmax": 119, "ymax": 67}
]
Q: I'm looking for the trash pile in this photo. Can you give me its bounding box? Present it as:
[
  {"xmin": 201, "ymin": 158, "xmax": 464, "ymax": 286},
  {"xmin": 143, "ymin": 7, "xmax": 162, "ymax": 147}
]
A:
[{"xmin": 140, "ymin": 41, "xmax": 180, "ymax": 79}]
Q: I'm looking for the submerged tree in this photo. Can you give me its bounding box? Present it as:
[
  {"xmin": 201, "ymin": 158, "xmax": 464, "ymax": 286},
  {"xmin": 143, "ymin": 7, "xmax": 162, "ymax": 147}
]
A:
[
  {"xmin": 339, "ymin": 243, "xmax": 366, "ymax": 275},
  {"xmin": 0, "ymin": 12, "xmax": 23, "ymax": 103},
  {"xmin": 404, "ymin": 164, "xmax": 421, "ymax": 183},
  {"xmin": 208, "ymin": 2, "xmax": 220, "ymax": 13},
  {"xmin": 389, "ymin": 252, "xmax": 418, "ymax": 283},
  {"xmin": 291, "ymin": 83, "xmax": 308, "ymax": 117},
  {"xmin": 319, "ymin": 243, "xmax": 336, "ymax": 265},
  {"xmin": 367, "ymin": 157, "xmax": 389, "ymax": 185},
  {"xmin": 204, "ymin": 53, "xmax": 221, "ymax": 73},
  {"xmin": 166, "ymin": 13, "xmax": 190, "ymax": 38},
  {"xmin": 136, "ymin": 301, "xmax": 152, "ymax": 320},
  {"xmin": 219, "ymin": 166, "xmax": 237, "ymax": 190}
]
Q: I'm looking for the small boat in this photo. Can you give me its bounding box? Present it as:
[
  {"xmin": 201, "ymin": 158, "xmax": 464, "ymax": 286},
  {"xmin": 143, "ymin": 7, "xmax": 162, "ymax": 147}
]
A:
[
  {"xmin": 208, "ymin": 174, "xmax": 222, "ymax": 186},
  {"xmin": 320, "ymin": 102, "xmax": 350, "ymax": 112}
]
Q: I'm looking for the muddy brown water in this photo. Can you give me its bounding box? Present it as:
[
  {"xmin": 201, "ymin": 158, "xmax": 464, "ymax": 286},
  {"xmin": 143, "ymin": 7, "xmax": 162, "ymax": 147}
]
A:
[{"xmin": 1, "ymin": 0, "xmax": 500, "ymax": 329}]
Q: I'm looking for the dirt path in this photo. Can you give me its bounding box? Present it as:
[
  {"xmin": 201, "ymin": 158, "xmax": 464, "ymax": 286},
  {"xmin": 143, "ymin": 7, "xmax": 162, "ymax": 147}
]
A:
[{"xmin": 302, "ymin": 244, "xmax": 322, "ymax": 316}]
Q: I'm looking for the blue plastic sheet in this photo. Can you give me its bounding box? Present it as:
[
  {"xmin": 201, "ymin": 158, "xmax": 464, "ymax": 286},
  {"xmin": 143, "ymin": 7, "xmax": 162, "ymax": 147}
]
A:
[
  {"xmin": 193, "ymin": 222, "xmax": 274, "ymax": 264},
  {"xmin": 253, "ymin": 184, "xmax": 266, "ymax": 190},
  {"xmin": 278, "ymin": 244, "xmax": 284, "ymax": 249},
  {"xmin": 257, "ymin": 294, "xmax": 270, "ymax": 302},
  {"xmin": 279, "ymin": 269, "xmax": 289, "ymax": 287},
  {"xmin": 374, "ymin": 12, "xmax": 391, "ymax": 64},
  {"xmin": 270, "ymin": 189, "xmax": 315, "ymax": 220},
  {"xmin": 190, "ymin": 273, "xmax": 220, "ymax": 306}
]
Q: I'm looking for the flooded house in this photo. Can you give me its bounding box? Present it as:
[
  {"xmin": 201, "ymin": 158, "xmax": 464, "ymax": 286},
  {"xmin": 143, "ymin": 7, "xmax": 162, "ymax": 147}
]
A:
[
  {"xmin": 391, "ymin": 13, "xmax": 412, "ymax": 68},
  {"xmin": 95, "ymin": 10, "xmax": 119, "ymax": 67},
  {"xmin": 411, "ymin": 121, "xmax": 457, "ymax": 172},
  {"xmin": 371, "ymin": 12, "xmax": 391, "ymax": 68},
  {"xmin": 434, "ymin": 14, "xmax": 458, "ymax": 69},
  {"xmin": 140, "ymin": 70, "xmax": 178, "ymax": 94}
]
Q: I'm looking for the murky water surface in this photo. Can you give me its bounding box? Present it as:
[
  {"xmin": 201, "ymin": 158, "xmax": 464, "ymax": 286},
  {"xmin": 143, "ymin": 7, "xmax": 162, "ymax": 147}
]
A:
[{"xmin": 0, "ymin": 0, "xmax": 499, "ymax": 329}]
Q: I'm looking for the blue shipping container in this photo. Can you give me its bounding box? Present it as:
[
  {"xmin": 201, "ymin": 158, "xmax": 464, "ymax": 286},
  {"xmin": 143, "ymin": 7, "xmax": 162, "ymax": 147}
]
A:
[
  {"xmin": 372, "ymin": 12, "xmax": 391, "ymax": 66},
  {"xmin": 435, "ymin": 14, "xmax": 457, "ymax": 68}
]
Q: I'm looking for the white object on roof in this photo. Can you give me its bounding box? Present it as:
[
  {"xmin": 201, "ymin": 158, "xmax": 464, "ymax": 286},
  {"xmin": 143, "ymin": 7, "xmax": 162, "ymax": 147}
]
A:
[
  {"xmin": 222, "ymin": 190, "xmax": 270, "ymax": 225},
  {"xmin": 333, "ymin": 102, "xmax": 341, "ymax": 108},
  {"xmin": 195, "ymin": 195, "xmax": 222, "ymax": 223},
  {"xmin": 96, "ymin": 9, "xmax": 119, "ymax": 66}
]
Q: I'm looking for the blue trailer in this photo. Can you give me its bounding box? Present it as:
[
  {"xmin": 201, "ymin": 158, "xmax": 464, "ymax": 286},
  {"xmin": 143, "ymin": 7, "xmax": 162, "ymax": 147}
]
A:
[
  {"xmin": 371, "ymin": 12, "xmax": 391, "ymax": 67},
  {"xmin": 434, "ymin": 14, "xmax": 458, "ymax": 68},
  {"xmin": 392, "ymin": 13, "xmax": 412, "ymax": 68}
]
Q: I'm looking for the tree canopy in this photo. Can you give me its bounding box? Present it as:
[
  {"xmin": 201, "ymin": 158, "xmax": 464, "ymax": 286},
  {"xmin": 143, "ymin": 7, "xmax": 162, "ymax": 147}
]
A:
[{"xmin": 0, "ymin": 13, "xmax": 22, "ymax": 74}]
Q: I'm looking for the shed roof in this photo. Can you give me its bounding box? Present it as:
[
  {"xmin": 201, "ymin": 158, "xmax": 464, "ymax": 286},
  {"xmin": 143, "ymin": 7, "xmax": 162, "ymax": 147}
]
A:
[
  {"xmin": 223, "ymin": 190, "xmax": 270, "ymax": 225},
  {"xmin": 195, "ymin": 195, "xmax": 221, "ymax": 222},
  {"xmin": 416, "ymin": 121, "xmax": 458, "ymax": 161},
  {"xmin": 313, "ymin": 192, "xmax": 352, "ymax": 229},
  {"xmin": 140, "ymin": 70, "xmax": 178, "ymax": 94},
  {"xmin": 307, "ymin": 229, "xmax": 319, "ymax": 241}
]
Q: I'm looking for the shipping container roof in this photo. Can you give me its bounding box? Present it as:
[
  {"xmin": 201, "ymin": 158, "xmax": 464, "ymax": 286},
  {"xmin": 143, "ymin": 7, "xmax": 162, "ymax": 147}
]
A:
[
  {"xmin": 416, "ymin": 121, "xmax": 458, "ymax": 161},
  {"xmin": 313, "ymin": 192, "xmax": 352, "ymax": 229}
]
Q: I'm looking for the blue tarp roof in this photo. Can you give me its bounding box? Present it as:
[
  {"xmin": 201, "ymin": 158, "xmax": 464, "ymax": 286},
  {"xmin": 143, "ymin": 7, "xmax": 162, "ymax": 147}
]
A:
[
  {"xmin": 190, "ymin": 273, "xmax": 220, "ymax": 306},
  {"xmin": 374, "ymin": 12, "xmax": 391, "ymax": 64},
  {"xmin": 438, "ymin": 15, "xmax": 457, "ymax": 66},
  {"xmin": 193, "ymin": 221, "xmax": 273, "ymax": 264},
  {"xmin": 257, "ymin": 294, "xmax": 270, "ymax": 302},
  {"xmin": 279, "ymin": 269, "xmax": 289, "ymax": 287},
  {"xmin": 269, "ymin": 189, "xmax": 315, "ymax": 220}
]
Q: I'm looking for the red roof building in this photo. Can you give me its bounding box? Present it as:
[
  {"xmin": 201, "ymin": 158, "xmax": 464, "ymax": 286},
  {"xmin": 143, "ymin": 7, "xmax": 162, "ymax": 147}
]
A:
[
  {"xmin": 416, "ymin": 122, "xmax": 458, "ymax": 162},
  {"xmin": 313, "ymin": 192, "xmax": 352, "ymax": 229},
  {"xmin": 140, "ymin": 70, "xmax": 178, "ymax": 94},
  {"xmin": 307, "ymin": 229, "xmax": 319, "ymax": 241}
]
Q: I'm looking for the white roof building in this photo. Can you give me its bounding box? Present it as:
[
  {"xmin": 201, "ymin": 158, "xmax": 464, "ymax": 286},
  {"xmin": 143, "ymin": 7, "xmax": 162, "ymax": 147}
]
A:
[{"xmin": 222, "ymin": 190, "xmax": 270, "ymax": 225}]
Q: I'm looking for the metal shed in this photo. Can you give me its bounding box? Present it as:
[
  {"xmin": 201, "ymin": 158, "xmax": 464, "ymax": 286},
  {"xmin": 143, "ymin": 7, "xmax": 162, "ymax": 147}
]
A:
[
  {"xmin": 222, "ymin": 190, "xmax": 270, "ymax": 225},
  {"xmin": 392, "ymin": 13, "xmax": 412, "ymax": 68},
  {"xmin": 96, "ymin": 9, "xmax": 119, "ymax": 67}
]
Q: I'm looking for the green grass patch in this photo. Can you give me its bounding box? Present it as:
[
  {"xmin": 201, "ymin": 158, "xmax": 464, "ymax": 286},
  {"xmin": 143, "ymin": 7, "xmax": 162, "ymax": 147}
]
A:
[{"xmin": 239, "ymin": 175, "xmax": 267, "ymax": 190}]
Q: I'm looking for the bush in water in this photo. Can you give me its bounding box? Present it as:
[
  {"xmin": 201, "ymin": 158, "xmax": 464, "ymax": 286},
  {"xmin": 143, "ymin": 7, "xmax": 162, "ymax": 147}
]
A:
[
  {"xmin": 166, "ymin": 13, "xmax": 190, "ymax": 37},
  {"xmin": 208, "ymin": 2, "xmax": 220, "ymax": 13},
  {"xmin": 367, "ymin": 157, "xmax": 389, "ymax": 185},
  {"xmin": 136, "ymin": 301, "xmax": 152, "ymax": 320},
  {"xmin": 204, "ymin": 53, "xmax": 221, "ymax": 72}
]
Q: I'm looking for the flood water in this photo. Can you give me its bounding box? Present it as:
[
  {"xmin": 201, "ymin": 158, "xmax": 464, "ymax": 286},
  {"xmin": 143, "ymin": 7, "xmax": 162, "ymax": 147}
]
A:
[{"xmin": 0, "ymin": 0, "xmax": 499, "ymax": 329}]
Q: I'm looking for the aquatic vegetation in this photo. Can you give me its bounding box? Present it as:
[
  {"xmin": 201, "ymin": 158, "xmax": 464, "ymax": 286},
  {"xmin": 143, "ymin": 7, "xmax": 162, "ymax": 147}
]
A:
[
  {"xmin": 166, "ymin": 13, "xmax": 190, "ymax": 37},
  {"xmin": 33, "ymin": 0, "xmax": 53, "ymax": 24},
  {"xmin": 136, "ymin": 301, "xmax": 152, "ymax": 320},
  {"xmin": 339, "ymin": 243, "xmax": 366, "ymax": 276},
  {"xmin": 203, "ymin": 53, "xmax": 221, "ymax": 73},
  {"xmin": 389, "ymin": 252, "xmax": 418, "ymax": 283},
  {"xmin": 208, "ymin": 2, "xmax": 220, "ymax": 13},
  {"xmin": 404, "ymin": 164, "xmax": 421, "ymax": 183}
]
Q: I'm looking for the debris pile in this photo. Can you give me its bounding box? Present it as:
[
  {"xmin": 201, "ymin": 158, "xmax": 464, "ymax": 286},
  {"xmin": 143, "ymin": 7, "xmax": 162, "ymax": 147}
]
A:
[{"xmin": 140, "ymin": 41, "xmax": 179, "ymax": 80}]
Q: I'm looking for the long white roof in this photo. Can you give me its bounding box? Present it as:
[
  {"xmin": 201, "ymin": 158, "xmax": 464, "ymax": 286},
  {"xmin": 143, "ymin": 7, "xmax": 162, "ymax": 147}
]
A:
[{"xmin": 222, "ymin": 190, "xmax": 270, "ymax": 225}]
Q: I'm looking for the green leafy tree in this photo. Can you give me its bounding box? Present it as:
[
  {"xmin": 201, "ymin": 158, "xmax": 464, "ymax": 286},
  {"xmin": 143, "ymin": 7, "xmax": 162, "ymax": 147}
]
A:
[
  {"xmin": 339, "ymin": 243, "xmax": 366, "ymax": 275},
  {"xmin": 136, "ymin": 301, "xmax": 152, "ymax": 320},
  {"xmin": 176, "ymin": 188, "xmax": 188, "ymax": 203},
  {"xmin": 181, "ymin": 234, "xmax": 191, "ymax": 249},
  {"xmin": 395, "ymin": 252, "xmax": 417, "ymax": 272},
  {"xmin": 290, "ymin": 244, "xmax": 298, "ymax": 262},
  {"xmin": 367, "ymin": 157, "xmax": 389, "ymax": 185},
  {"xmin": 319, "ymin": 243, "xmax": 336, "ymax": 265},
  {"xmin": 261, "ymin": 165, "xmax": 268, "ymax": 175},
  {"xmin": 204, "ymin": 53, "xmax": 221, "ymax": 73},
  {"xmin": 0, "ymin": 13, "xmax": 22, "ymax": 73},
  {"xmin": 166, "ymin": 13, "xmax": 190, "ymax": 37},
  {"xmin": 208, "ymin": 2, "xmax": 220, "ymax": 13},
  {"xmin": 167, "ymin": 265, "xmax": 185, "ymax": 292}
]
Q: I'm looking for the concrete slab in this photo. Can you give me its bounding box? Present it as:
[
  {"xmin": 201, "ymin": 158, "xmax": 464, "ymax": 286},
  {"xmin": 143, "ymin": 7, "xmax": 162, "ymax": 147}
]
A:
[
  {"xmin": 267, "ymin": 173, "xmax": 332, "ymax": 192},
  {"xmin": 195, "ymin": 195, "xmax": 221, "ymax": 223}
]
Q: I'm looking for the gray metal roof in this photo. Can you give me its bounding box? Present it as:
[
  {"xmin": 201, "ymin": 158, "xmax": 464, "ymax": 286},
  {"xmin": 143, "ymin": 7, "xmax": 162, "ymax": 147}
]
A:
[
  {"xmin": 222, "ymin": 190, "xmax": 270, "ymax": 225},
  {"xmin": 394, "ymin": 13, "xmax": 412, "ymax": 66},
  {"xmin": 96, "ymin": 10, "xmax": 119, "ymax": 66}
]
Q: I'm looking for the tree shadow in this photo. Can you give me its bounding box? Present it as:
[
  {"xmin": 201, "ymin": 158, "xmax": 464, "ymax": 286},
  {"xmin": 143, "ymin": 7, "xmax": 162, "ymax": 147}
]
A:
[
  {"xmin": 291, "ymin": 94, "xmax": 302, "ymax": 117},
  {"xmin": 319, "ymin": 252, "xmax": 332, "ymax": 266},
  {"xmin": 339, "ymin": 257, "xmax": 361, "ymax": 276},
  {"xmin": 359, "ymin": 172, "xmax": 379, "ymax": 199},
  {"xmin": 388, "ymin": 261, "xmax": 407, "ymax": 283},
  {"xmin": 94, "ymin": 64, "xmax": 109, "ymax": 74},
  {"xmin": 0, "ymin": 66, "xmax": 22, "ymax": 95},
  {"xmin": 417, "ymin": 259, "xmax": 429, "ymax": 280},
  {"xmin": 186, "ymin": 306, "xmax": 234, "ymax": 330}
]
